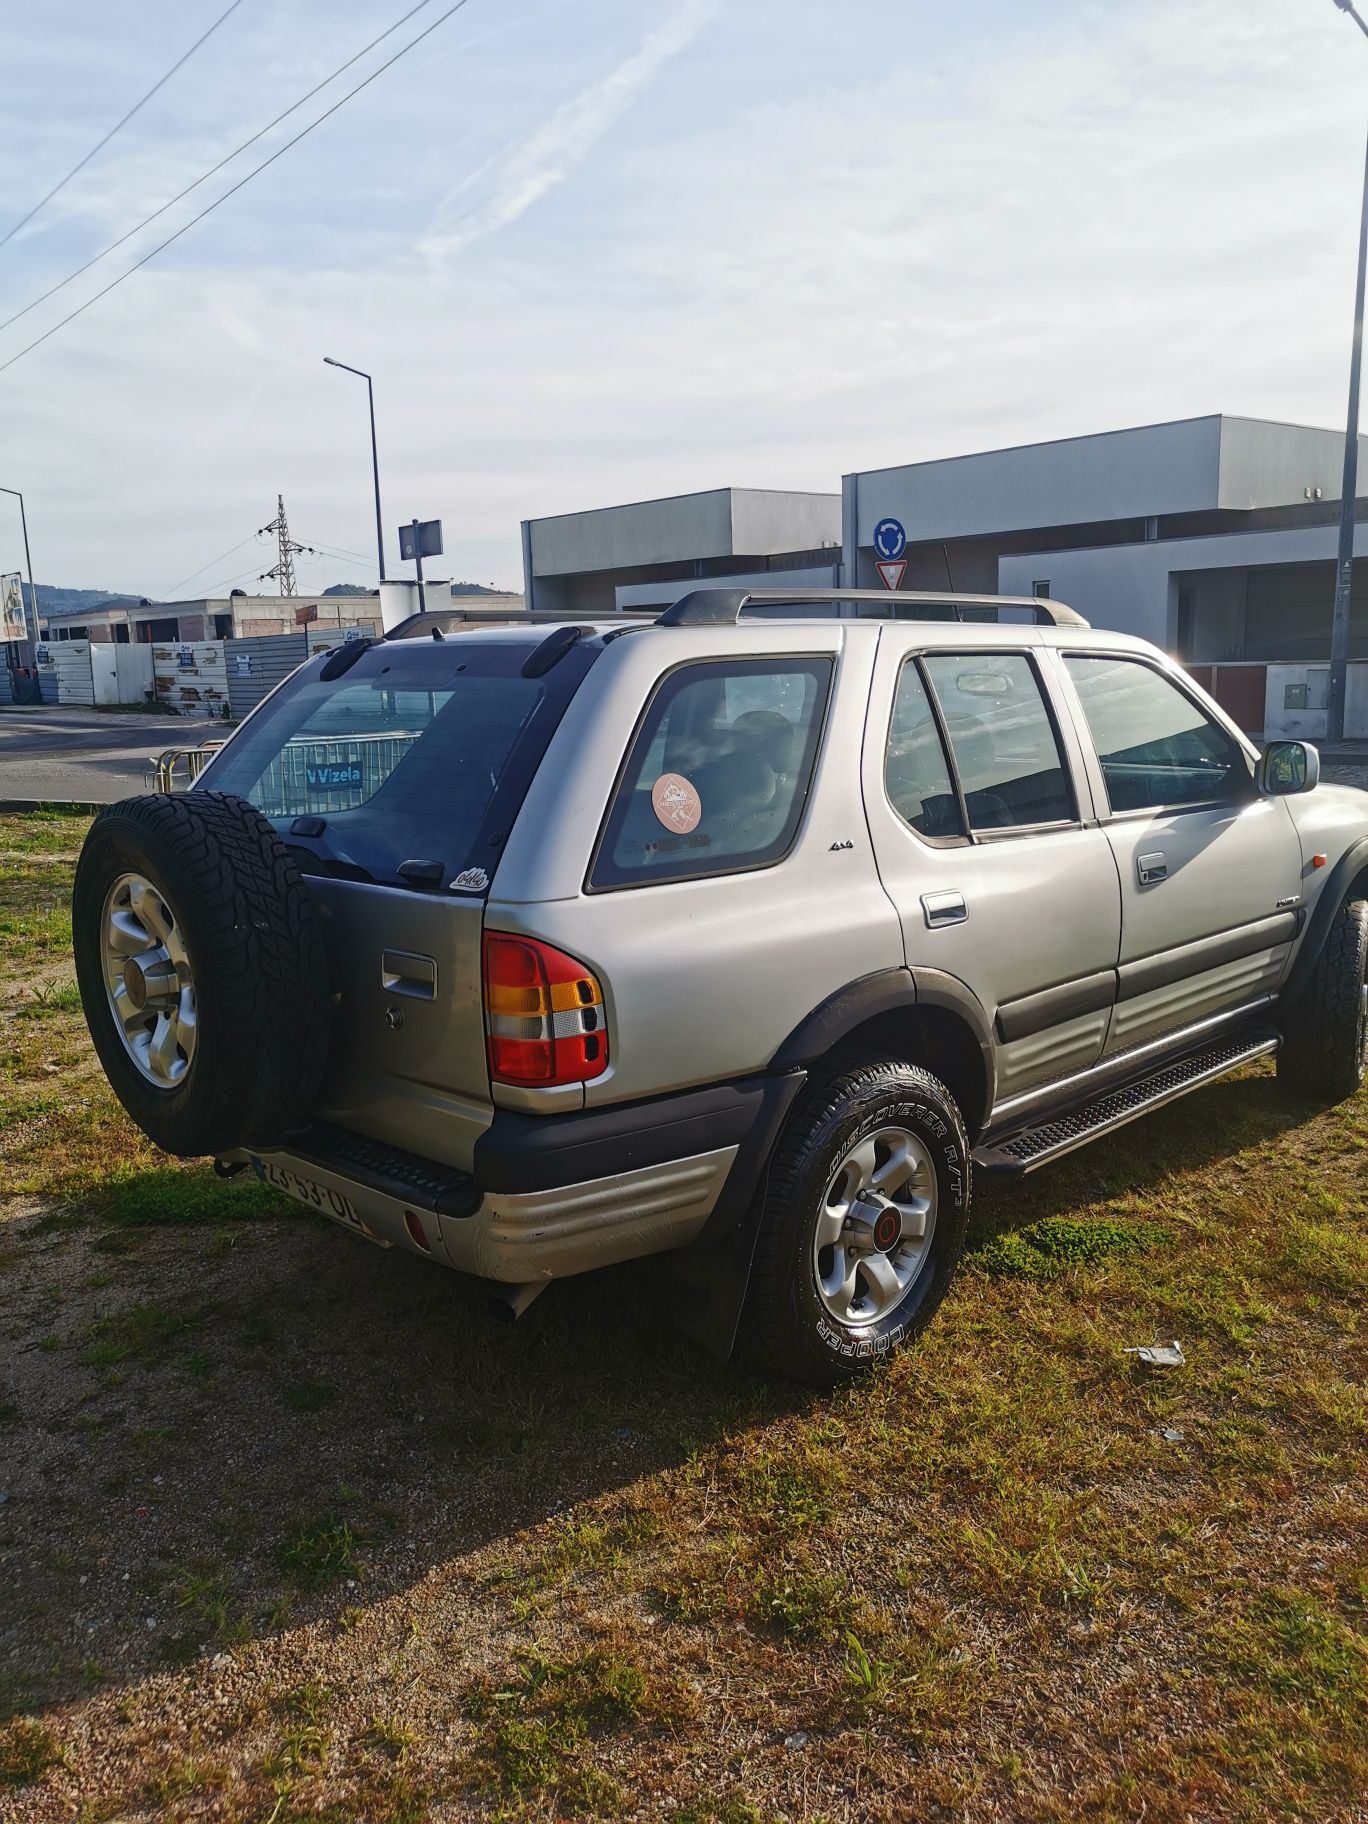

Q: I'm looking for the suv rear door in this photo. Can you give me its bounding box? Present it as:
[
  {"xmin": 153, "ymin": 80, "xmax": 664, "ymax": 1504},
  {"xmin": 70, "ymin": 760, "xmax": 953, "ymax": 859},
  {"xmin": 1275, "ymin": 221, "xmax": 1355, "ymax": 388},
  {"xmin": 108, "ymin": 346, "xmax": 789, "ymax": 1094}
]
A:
[
  {"xmin": 1054, "ymin": 649, "xmax": 1303, "ymax": 1054},
  {"xmin": 194, "ymin": 633, "xmax": 599, "ymax": 1168},
  {"xmin": 864, "ymin": 632, "xmax": 1122, "ymax": 1101}
]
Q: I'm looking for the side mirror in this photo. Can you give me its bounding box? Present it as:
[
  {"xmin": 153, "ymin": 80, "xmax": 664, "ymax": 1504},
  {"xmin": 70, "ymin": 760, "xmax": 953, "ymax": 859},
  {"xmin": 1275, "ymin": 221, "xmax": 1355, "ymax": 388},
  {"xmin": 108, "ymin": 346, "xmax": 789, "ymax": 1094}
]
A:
[{"xmin": 1258, "ymin": 739, "xmax": 1320, "ymax": 797}]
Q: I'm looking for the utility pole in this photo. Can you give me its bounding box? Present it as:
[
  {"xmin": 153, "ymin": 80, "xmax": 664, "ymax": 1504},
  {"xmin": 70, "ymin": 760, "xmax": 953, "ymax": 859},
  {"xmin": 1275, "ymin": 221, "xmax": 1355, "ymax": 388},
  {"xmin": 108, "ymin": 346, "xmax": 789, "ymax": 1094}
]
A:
[
  {"xmin": 1327, "ymin": 0, "xmax": 1368, "ymax": 742},
  {"xmin": 258, "ymin": 494, "xmax": 304, "ymax": 597}
]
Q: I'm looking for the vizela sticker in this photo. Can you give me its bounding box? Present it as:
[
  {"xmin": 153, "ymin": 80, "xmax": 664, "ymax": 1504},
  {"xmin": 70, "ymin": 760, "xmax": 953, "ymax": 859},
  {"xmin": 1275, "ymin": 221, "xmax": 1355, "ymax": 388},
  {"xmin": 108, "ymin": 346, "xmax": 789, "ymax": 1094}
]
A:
[{"xmin": 651, "ymin": 772, "xmax": 702, "ymax": 834}]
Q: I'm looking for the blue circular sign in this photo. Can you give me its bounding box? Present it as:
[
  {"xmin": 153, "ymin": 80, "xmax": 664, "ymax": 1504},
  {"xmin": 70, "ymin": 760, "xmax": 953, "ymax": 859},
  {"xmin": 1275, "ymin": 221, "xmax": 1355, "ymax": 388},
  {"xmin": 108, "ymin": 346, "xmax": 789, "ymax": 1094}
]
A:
[{"xmin": 873, "ymin": 516, "xmax": 906, "ymax": 561}]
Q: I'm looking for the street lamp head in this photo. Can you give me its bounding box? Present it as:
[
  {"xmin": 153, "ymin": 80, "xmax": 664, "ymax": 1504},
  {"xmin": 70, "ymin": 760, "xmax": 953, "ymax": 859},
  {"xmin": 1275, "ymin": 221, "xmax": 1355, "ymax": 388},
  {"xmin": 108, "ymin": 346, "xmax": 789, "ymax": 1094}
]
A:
[{"xmin": 323, "ymin": 355, "xmax": 340, "ymax": 366}]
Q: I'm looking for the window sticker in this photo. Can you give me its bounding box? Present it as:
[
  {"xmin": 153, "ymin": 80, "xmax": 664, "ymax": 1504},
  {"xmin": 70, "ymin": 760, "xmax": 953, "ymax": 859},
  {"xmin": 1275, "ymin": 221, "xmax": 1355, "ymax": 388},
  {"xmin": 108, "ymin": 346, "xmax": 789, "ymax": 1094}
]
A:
[{"xmin": 651, "ymin": 772, "xmax": 702, "ymax": 833}]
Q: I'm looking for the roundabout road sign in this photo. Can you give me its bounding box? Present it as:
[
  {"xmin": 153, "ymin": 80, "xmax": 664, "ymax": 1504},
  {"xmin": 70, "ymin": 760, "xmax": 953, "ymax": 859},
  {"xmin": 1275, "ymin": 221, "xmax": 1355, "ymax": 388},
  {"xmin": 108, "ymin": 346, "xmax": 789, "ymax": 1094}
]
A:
[{"xmin": 872, "ymin": 517, "xmax": 906, "ymax": 562}]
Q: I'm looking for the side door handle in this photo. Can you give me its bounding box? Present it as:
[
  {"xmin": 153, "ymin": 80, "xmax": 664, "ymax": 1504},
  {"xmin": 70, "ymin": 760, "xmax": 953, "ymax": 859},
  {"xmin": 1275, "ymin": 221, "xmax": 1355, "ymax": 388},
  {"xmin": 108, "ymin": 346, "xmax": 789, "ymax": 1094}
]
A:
[
  {"xmin": 1137, "ymin": 851, "xmax": 1168, "ymax": 886},
  {"xmin": 921, "ymin": 889, "xmax": 967, "ymax": 929}
]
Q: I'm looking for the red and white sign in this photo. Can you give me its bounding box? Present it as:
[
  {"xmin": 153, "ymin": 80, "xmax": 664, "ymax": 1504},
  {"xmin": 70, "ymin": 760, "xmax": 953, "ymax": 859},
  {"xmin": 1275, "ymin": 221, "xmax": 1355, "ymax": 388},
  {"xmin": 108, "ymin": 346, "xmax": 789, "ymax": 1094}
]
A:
[{"xmin": 876, "ymin": 559, "xmax": 907, "ymax": 591}]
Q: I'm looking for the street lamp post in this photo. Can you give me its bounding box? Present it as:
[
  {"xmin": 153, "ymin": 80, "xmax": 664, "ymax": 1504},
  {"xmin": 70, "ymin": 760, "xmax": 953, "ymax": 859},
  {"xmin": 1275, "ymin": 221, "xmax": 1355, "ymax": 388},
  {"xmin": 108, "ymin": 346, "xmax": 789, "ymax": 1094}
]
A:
[
  {"xmin": 1327, "ymin": 0, "xmax": 1368, "ymax": 743},
  {"xmin": 323, "ymin": 356, "xmax": 386, "ymax": 581},
  {"xmin": 0, "ymin": 484, "xmax": 40, "ymax": 651}
]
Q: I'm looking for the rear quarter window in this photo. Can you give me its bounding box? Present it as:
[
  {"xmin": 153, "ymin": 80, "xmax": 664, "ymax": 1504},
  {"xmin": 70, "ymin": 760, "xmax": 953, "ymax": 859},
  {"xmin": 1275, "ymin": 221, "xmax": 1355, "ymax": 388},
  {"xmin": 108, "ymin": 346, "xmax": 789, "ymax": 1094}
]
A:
[{"xmin": 589, "ymin": 657, "xmax": 832, "ymax": 890}]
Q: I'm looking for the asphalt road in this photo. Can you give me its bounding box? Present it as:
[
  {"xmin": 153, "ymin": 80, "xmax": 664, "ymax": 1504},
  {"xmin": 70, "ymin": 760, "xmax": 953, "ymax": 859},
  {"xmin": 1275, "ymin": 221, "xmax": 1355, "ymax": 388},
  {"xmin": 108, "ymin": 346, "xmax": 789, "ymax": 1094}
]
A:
[{"xmin": 0, "ymin": 706, "xmax": 202, "ymax": 804}]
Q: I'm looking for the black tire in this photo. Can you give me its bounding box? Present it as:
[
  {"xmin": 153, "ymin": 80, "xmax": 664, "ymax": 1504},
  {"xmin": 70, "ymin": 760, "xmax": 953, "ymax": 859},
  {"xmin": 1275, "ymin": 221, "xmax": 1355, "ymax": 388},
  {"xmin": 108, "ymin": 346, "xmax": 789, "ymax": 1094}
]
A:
[
  {"xmin": 73, "ymin": 791, "xmax": 331, "ymax": 1157},
  {"xmin": 743, "ymin": 1060, "xmax": 971, "ymax": 1388},
  {"xmin": 1277, "ymin": 897, "xmax": 1368, "ymax": 1104}
]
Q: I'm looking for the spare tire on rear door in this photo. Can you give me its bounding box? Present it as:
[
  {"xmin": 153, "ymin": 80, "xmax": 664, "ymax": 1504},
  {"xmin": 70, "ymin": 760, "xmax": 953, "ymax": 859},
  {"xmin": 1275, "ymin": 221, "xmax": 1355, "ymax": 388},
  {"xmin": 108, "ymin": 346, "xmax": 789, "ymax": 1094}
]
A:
[{"xmin": 73, "ymin": 791, "xmax": 331, "ymax": 1158}]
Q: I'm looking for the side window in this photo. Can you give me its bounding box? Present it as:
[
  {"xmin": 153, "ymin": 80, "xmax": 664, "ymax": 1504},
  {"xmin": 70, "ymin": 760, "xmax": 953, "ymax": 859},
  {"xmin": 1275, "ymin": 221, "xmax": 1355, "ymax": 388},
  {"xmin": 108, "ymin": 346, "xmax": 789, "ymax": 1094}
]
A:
[
  {"xmin": 1065, "ymin": 656, "xmax": 1250, "ymax": 813},
  {"xmin": 922, "ymin": 653, "xmax": 1074, "ymax": 831},
  {"xmin": 591, "ymin": 657, "xmax": 831, "ymax": 889},
  {"xmin": 885, "ymin": 661, "xmax": 965, "ymax": 841}
]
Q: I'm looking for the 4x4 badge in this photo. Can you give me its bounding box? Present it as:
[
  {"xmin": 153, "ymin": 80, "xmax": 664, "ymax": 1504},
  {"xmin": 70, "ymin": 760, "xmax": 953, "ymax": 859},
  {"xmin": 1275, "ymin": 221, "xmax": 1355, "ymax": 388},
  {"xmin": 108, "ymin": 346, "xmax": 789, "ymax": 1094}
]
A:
[
  {"xmin": 450, "ymin": 867, "xmax": 490, "ymax": 892},
  {"xmin": 829, "ymin": 840, "xmax": 854, "ymax": 852}
]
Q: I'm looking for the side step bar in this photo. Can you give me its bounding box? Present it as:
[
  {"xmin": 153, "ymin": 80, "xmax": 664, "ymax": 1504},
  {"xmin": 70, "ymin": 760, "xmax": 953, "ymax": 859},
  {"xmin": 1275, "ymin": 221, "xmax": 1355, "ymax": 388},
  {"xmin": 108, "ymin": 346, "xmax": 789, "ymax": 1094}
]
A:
[{"xmin": 973, "ymin": 1026, "xmax": 1281, "ymax": 1175}]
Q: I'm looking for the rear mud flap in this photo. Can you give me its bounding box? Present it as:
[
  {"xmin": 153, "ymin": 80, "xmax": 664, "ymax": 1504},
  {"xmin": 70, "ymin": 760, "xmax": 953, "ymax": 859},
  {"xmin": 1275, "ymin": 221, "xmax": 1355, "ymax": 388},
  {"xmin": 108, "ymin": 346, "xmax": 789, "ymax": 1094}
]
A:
[{"xmin": 669, "ymin": 1070, "xmax": 807, "ymax": 1362}]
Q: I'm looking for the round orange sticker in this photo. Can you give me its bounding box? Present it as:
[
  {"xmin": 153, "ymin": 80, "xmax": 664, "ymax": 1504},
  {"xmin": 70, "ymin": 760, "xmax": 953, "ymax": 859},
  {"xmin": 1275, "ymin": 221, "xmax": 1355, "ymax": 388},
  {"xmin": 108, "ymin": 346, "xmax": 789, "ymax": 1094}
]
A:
[{"xmin": 651, "ymin": 772, "xmax": 702, "ymax": 834}]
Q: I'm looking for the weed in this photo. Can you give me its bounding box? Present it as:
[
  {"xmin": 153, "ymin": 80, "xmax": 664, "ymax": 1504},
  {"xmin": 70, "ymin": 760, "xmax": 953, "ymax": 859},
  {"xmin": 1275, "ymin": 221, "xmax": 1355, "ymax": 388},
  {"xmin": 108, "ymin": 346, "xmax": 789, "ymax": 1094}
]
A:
[
  {"xmin": 464, "ymin": 1648, "xmax": 672, "ymax": 1809},
  {"xmin": 365, "ymin": 1713, "xmax": 417, "ymax": 1761},
  {"xmin": 173, "ymin": 1566, "xmax": 233, "ymax": 1634},
  {"xmin": 81, "ymin": 1300, "xmax": 198, "ymax": 1367},
  {"xmin": 143, "ymin": 1756, "xmax": 227, "ymax": 1803},
  {"xmin": 279, "ymin": 1519, "xmax": 361, "ymax": 1590},
  {"xmin": 751, "ymin": 1563, "xmax": 848, "ymax": 1642},
  {"xmin": 842, "ymin": 1630, "xmax": 891, "ymax": 1700},
  {"xmin": 0, "ymin": 1717, "xmax": 60, "ymax": 1787},
  {"xmin": 973, "ymin": 1215, "xmax": 1166, "ymax": 1278},
  {"xmin": 15, "ymin": 980, "xmax": 83, "ymax": 1018}
]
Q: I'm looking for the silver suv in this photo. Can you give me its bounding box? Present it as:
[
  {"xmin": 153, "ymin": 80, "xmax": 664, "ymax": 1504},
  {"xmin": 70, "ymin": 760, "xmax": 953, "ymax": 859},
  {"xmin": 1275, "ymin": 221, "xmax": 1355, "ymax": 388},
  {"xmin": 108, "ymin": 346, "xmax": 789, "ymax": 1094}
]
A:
[{"xmin": 72, "ymin": 590, "xmax": 1368, "ymax": 1384}]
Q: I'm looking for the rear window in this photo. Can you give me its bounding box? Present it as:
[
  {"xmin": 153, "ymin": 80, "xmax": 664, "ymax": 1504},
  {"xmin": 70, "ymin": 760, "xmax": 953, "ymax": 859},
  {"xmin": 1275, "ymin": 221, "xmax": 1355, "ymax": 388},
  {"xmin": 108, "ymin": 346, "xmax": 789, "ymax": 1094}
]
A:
[
  {"xmin": 196, "ymin": 638, "xmax": 595, "ymax": 890},
  {"xmin": 590, "ymin": 656, "xmax": 832, "ymax": 890}
]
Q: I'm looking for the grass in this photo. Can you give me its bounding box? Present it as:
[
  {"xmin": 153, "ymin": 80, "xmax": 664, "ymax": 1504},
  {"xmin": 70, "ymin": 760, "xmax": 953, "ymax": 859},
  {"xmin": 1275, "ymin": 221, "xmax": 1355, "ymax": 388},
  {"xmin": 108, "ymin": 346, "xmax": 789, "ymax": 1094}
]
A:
[
  {"xmin": 278, "ymin": 1519, "xmax": 363, "ymax": 1591},
  {"xmin": 0, "ymin": 809, "xmax": 1364, "ymax": 1822},
  {"xmin": 0, "ymin": 1717, "xmax": 61, "ymax": 1787}
]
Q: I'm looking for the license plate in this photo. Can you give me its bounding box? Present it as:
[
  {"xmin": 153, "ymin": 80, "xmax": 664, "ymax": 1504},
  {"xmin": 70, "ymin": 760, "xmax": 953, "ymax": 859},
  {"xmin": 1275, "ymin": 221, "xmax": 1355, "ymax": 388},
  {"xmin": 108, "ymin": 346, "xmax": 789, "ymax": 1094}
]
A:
[{"xmin": 252, "ymin": 1158, "xmax": 373, "ymax": 1237}]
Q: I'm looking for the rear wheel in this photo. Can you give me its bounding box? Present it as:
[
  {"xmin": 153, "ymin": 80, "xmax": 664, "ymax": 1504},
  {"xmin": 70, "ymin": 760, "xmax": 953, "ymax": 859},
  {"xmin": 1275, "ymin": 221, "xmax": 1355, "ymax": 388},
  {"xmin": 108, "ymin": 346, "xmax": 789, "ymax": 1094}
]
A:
[
  {"xmin": 743, "ymin": 1060, "xmax": 970, "ymax": 1387},
  {"xmin": 73, "ymin": 792, "xmax": 331, "ymax": 1157},
  {"xmin": 1277, "ymin": 897, "xmax": 1368, "ymax": 1105}
]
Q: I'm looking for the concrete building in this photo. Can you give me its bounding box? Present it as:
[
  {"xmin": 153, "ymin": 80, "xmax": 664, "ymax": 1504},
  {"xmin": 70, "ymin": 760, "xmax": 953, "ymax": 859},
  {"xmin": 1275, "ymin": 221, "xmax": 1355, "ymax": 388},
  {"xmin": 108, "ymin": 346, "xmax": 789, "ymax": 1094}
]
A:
[
  {"xmin": 520, "ymin": 416, "xmax": 1368, "ymax": 738},
  {"xmin": 39, "ymin": 593, "xmax": 381, "ymax": 645},
  {"xmin": 521, "ymin": 486, "xmax": 841, "ymax": 615}
]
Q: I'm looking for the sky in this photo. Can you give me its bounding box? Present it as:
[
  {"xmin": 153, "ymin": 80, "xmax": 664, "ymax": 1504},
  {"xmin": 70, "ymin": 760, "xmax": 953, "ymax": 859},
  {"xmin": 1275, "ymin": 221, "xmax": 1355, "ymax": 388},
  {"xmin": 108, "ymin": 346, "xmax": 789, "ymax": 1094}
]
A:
[{"xmin": 0, "ymin": 0, "xmax": 1366, "ymax": 599}]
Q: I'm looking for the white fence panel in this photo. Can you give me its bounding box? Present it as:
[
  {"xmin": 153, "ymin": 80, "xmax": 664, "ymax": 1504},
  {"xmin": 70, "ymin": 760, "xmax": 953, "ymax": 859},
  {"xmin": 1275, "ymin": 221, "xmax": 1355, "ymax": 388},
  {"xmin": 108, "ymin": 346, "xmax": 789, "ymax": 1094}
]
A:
[{"xmin": 152, "ymin": 642, "xmax": 230, "ymax": 719}]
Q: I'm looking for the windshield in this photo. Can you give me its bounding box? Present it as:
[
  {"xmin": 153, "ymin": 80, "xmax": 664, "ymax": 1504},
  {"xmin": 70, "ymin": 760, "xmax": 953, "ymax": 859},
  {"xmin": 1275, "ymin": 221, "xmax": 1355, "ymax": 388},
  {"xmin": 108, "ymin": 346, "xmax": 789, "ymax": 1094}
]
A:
[{"xmin": 195, "ymin": 637, "xmax": 596, "ymax": 889}]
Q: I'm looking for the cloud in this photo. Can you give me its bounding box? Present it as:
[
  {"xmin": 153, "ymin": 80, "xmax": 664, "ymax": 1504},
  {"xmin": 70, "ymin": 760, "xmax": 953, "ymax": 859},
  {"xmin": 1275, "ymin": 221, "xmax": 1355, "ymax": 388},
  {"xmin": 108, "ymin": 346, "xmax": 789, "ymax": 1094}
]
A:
[{"xmin": 419, "ymin": 0, "xmax": 718, "ymax": 262}]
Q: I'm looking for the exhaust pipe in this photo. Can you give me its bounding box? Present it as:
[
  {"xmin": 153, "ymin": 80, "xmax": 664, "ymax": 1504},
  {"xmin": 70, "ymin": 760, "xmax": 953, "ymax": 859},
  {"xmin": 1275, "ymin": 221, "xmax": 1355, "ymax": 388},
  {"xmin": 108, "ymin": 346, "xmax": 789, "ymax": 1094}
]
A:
[{"xmin": 487, "ymin": 1279, "xmax": 549, "ymax": 1323}]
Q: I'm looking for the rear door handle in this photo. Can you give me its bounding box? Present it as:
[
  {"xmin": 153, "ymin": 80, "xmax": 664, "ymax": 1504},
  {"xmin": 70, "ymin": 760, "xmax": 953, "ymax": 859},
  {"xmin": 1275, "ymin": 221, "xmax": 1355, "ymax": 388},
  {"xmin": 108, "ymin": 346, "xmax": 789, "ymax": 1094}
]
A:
[
  {"xmin": 1137, "ymin": 851, "xmax": 1168, "ymax": 886},
  {"xmin": 381, "ymin": 950, "xmax": 437, "ymax": 999},
  {"xmin": 921, "ymin": 889, "xmax": 967, "ymax": 929}
]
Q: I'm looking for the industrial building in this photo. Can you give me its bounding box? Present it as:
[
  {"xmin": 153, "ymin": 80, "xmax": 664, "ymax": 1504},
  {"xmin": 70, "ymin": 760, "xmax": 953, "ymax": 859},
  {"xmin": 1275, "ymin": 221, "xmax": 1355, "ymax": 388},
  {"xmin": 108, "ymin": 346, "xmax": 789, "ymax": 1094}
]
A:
[
  {"xmin": 38, "ymin": 592, "xmax": 382, "ymax": 645},
  {"xmin": 520, "ymin": 415, "xmax": 1368, "ymax": 738},
  {"xmin": 520, "ymin": 486, "xmax": 841, "ymax": 616}
]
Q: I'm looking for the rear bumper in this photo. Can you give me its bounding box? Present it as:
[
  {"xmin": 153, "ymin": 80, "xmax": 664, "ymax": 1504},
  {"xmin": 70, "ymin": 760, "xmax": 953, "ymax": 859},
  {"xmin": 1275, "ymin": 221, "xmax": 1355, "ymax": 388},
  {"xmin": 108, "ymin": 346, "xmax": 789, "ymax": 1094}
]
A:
[{"xmin": 227, "ymin": 1073, "xmax": 801, "ymax": 1284}]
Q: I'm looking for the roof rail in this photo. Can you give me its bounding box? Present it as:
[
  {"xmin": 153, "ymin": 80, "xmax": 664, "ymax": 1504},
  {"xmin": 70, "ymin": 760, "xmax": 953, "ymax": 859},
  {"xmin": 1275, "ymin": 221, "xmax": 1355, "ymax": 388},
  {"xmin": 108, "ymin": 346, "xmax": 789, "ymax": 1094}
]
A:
[{"xmin": 656, "ymin": 587, "xmax": 1089, "ymax": 630}]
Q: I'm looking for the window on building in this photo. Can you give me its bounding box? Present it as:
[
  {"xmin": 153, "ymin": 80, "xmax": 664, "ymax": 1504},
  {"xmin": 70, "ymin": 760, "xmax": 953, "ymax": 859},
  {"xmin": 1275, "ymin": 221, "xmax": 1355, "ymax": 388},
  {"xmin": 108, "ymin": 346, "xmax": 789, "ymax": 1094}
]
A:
[
  {"xmin": 1032, "ymin": 580, "xmax": 1051, "ymax": 599},
  {"xmin": 1065, "ymin": 655, "xmax": 1250, "ymax": 813},
  {"xmin": 591, "ymin": 657, "xmax": 831, "ymax": 888},
  {"xmin": 213, "ymin": 613, "xmax": 233, "ymax": 639},
  {"xmin": 885, "ymin": 661, "xmax": 965, "ymax": 841},
  {"xmin": 922, "ymin": 654, "xmax": 1074, "ymax": 831}
]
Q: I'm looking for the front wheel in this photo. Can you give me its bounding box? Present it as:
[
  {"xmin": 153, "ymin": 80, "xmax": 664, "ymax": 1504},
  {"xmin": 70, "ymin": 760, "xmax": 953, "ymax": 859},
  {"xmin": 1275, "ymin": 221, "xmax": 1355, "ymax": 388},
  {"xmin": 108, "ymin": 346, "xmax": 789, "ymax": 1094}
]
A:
[
  {"xmin": 1277, "ymin": 897, "xmax": 1368, "ymax": 1104},
  {"xmin": 743, "ymin": 1061, "xmax": 971, "ymax": 1387}
]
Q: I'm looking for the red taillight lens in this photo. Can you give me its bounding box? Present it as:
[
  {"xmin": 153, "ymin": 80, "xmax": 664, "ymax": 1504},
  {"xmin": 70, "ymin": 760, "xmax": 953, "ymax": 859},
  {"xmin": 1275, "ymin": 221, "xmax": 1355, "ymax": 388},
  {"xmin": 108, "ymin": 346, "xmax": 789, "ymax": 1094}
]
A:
[{"xmin": 482, "ymin": 932, "xmax": 607, "ymax": 1087}]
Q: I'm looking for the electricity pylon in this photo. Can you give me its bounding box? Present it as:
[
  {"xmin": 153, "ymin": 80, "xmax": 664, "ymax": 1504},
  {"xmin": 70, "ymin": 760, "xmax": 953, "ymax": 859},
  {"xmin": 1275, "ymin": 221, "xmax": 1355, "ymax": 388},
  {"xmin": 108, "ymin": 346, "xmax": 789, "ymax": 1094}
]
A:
[{"xmin": 258, "ymin": 494, "xmax": 305, "ymax": 596}]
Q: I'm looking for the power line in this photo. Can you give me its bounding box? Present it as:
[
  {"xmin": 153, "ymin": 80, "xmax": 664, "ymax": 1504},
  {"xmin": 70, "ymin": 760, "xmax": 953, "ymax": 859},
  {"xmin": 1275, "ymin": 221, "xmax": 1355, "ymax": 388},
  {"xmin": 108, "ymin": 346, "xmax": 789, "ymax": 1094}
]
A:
[
  {"xmin": 0, "ymin": 0, "xmax": 436, "ymax": 337},
  {"xmin": 158, "ymin": 532, "xmax": 264, "ymax": 600},
  {"xmin": 0, "ymin": 0, "xmax": 246, "ymax": 254},
  {"xmin": 0, "ymin": 0, "xmax": 472, "ymax": 380}
]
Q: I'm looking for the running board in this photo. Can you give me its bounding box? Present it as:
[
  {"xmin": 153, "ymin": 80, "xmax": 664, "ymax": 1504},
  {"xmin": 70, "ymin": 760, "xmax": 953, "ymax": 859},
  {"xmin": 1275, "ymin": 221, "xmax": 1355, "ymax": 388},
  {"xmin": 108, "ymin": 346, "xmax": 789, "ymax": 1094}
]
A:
[{"xmin": 973, "ymin": 1027, "xmax": 1281, "ymax": 1175}]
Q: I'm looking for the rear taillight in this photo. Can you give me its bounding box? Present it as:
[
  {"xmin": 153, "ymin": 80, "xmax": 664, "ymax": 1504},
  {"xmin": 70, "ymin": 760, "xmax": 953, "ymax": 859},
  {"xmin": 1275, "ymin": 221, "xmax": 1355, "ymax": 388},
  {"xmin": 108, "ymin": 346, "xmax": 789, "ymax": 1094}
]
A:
[{"xmin": 482, "ymin": 932, "xmax": 608, "ymax": 1087}]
